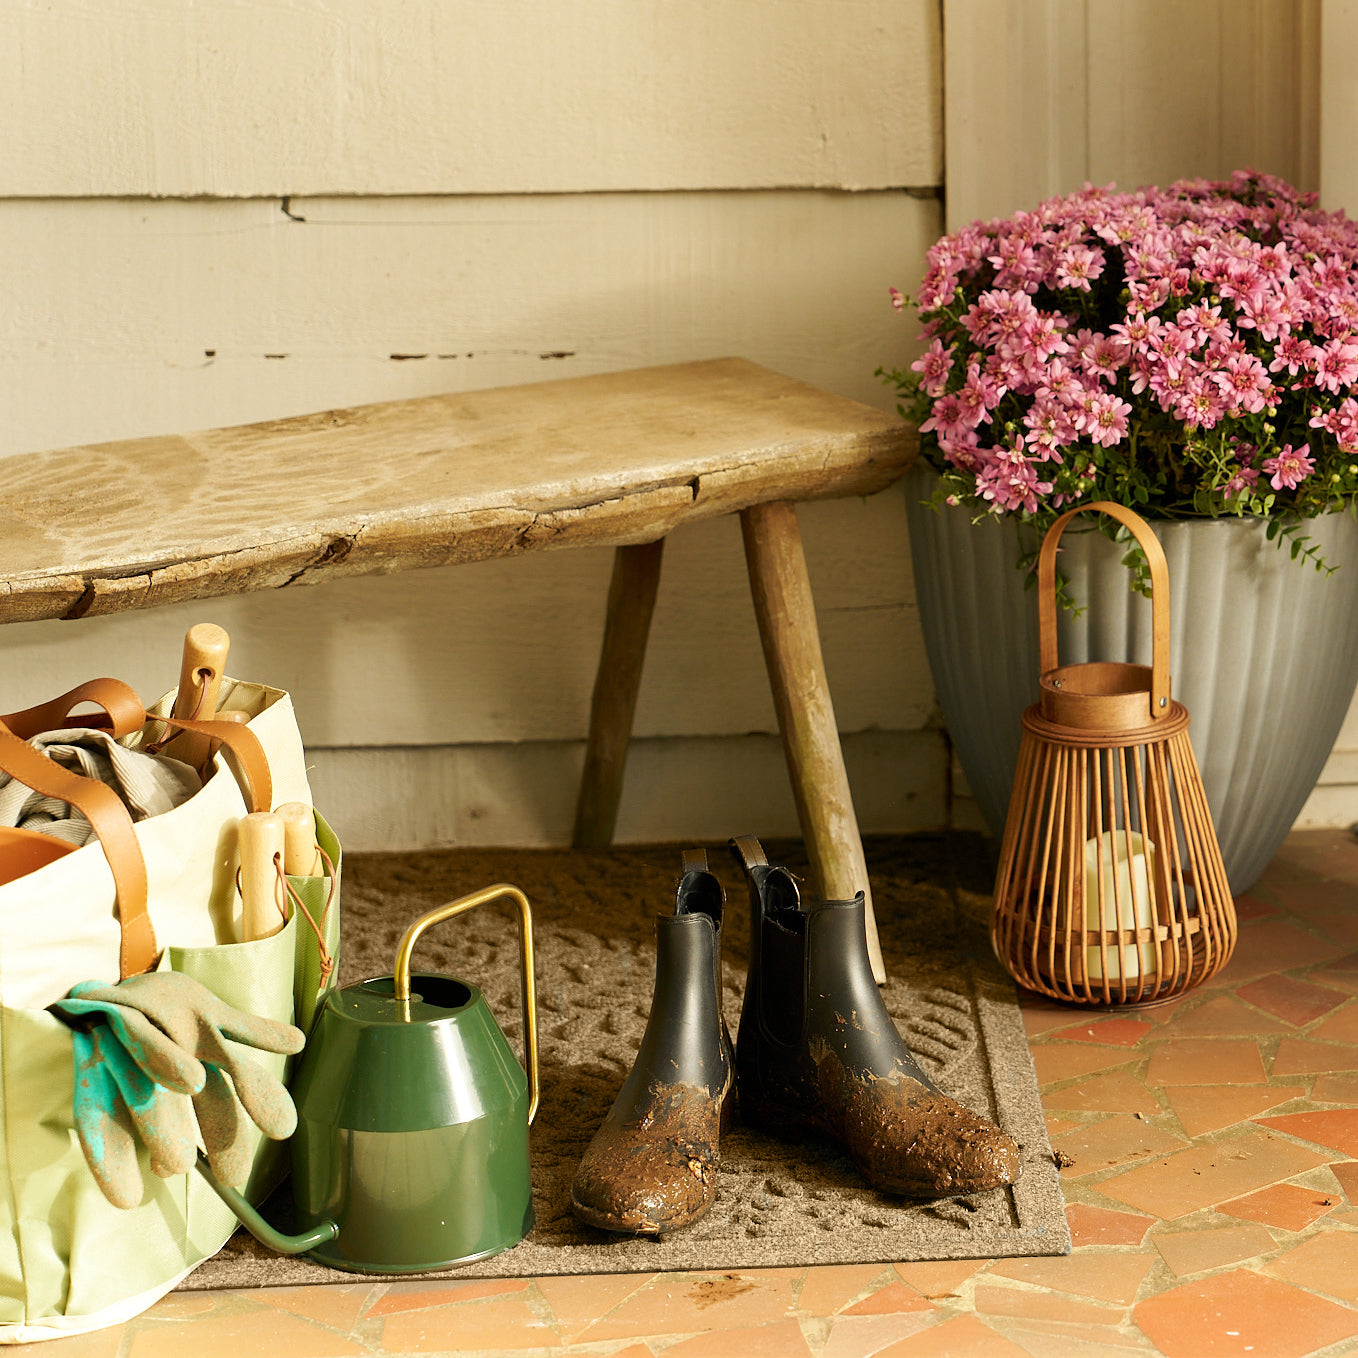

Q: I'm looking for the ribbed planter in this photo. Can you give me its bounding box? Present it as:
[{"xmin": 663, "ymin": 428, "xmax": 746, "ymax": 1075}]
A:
[{"xmin": 904, "ymin": 468, "xmax": 1358, "ymax": 894}]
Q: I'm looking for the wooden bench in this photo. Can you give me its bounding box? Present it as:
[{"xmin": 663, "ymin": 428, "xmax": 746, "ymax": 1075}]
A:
[{"xmin": 0, "ymin": 357, "xmax": 916, "ymax": 977}]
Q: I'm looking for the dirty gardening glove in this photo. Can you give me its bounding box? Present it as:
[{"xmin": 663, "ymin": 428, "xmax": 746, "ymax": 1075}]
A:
[
  {"xmin": 55, "ymin": 971, "xmax": 306, "ymax": 1199},
  {"xmin": 50, "ymin": 991, "xmax": 204, "ymax": 1210}
]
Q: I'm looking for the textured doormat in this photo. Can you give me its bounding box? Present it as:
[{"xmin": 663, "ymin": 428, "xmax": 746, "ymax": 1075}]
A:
[{"xmin": 186, "ymin": 833, "xmax": 1069, "ymax": 1288}]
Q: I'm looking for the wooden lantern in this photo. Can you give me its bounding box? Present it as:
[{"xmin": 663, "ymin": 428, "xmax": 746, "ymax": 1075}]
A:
[{"xmin": 991, "ymin": 502, "xmax": 1236, "ymax": 1006}]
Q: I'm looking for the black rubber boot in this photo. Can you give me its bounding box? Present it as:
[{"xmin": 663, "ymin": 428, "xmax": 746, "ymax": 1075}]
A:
[
  {"xmin": 730, "ymin": 835, "xmax": 1021, "ymax": 1198},
  {"xmin": 570, "ymin": 849, "xmax": 734, "ymax": 1234}
]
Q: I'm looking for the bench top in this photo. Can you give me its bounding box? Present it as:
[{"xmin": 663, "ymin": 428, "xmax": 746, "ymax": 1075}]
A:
[{"xmin": 0, "ymin": 357, "xmax": 915, "ymax": 623}]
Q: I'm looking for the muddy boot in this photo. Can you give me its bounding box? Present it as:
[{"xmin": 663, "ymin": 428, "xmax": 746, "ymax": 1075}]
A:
[
  {"xmin": 730, "ymin": 835, "xmax": 1020, "ymax": 1198},
  {"xmin": 570, "ymin": 849, "xmax": 734, "ymax": 1234}
]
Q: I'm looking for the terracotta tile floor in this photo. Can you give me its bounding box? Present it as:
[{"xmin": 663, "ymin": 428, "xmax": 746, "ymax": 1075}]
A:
[{"xmin": 24, "ymin": 828, "xmax": 1358, "ymax": 1357}]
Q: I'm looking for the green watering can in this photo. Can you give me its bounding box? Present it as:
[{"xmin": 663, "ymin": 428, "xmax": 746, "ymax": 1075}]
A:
[{"xmin": 199, "ymin": 883, "xmax": 540, "ymax": 1272}]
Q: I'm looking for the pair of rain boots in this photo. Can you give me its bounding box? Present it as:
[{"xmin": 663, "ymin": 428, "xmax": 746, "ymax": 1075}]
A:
[{"xmin": 569, "ymin": 837, "xmax": 1022, "ymax": 1236}]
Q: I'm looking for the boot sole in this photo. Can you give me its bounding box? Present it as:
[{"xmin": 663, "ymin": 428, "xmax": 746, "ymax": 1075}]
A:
[{"xmin": 569, "ymin": 1190, "xmax": 713, "ymax": 1236}]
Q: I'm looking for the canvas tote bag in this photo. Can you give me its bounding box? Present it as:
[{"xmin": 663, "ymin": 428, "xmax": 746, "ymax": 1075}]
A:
[{"xmin": 0, "ymin": 676, "xmax": 339, "ymax": 1343}]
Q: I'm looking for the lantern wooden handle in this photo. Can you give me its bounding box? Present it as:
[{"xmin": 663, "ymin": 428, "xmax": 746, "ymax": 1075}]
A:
[{"xmin": 1037, "ymin": 501, "xmax": 1171, "ymax": 717}]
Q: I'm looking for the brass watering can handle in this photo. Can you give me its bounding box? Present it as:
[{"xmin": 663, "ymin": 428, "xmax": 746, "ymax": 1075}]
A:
[
  {"xmin": 1037, "ymin": 500, "xmax": 1172, "ymax": 718},
  {"xmin": 392, "ymin": 883, "xmax": 540, "ymax": 1124}
]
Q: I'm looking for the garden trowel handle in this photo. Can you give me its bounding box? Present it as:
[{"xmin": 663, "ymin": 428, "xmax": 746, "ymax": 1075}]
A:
[
  {"xmin": 167, "ymin": 623, "xmax": 231, "ymax": 770},
  {"xmin": 392, "ymin": 883, "xmax": 540, "ymax": 1125},
  {"xmin": 194, "ymin": 1155, "xmax": 338, "ymax": 1254}
]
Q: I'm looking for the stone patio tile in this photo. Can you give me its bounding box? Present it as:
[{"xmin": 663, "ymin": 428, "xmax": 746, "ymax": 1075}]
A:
[
  {"xmin": 1095, "ymin": 1128, "xmax": 1329, "ymax": 1220},
  {"xmin": 1133, "ymin": 1268, "xmax": 1358, "ymax": 1358},
  {"xmin": 1152, "ymin": 1222, "xmax": 1279, "ymax": 1277},
  {"xmin": 874, "ymin": 1314, "xmax": 1030, "ymax": 1357},
  {"xmin": 366, "ymin": 1279, "xmax": 530, "ymax": 1317},
  {"xmin": 1305, "ymin": 999, "xmax": 1358, "ymax": 1044},
  {"xmin": 1045, "ymin": 1018, "xmax": 1153, "ymax": 1047},
  {"xmin": 535, "ymin": 1273, "xmax": 658, "ymax": 1342},
  {"xmin": 1232, "ymin": 893, "xmax": 1279, "ymax": 921},
  {"xmin": 1064, "ymin": 1202, "xmax": 1155, "ymax": 1247},
  {"xmin": 1267, "ymin": 1229, "xmax": 1358, "ymax": 1302},
  {"xmin": 1256, "ymin": 1108, "xmax": 1358, "ymax": 1158},
  {"xmin": 1040, "ymin": 1070, "xmax": 1162, "ymax": 1117},
  {"xmin": 1030, "ymin": 1044, "xmax": 1142, "ymax": 1087},
  {"xmin": 1329, "ymin": 1160, "xmax": 1358, "ymax": 1202},
  {"xmin": 985, "ymin": 1252, "xmax": 1154, "ymax": 1305},
  {"xmin": 820, "ymin": 1313, "xmax": 938, "ymax": 1358},
  {"xmin": 1235, "ymin": 973, "xmax": 1349, "ymax": 1027},
  {"xmin": 1146, "ymin": 994, "xmax": 1290, "ymax": 1038},
  {"xmin": 1144, "ymin": 1038, "xmax": 1267, "ymax": 1086},
  {"xmin": 796, "ymin": 1265, "xmax": 894, "ymax": 1318},
  {"xmin": 1270, "ymin": 1038, "xmax": 1358, "ymax": 1076},
  {"xmin": 1203, "ymin": 917, "xmax": 1347, "ymax": 985},
  {"xmin": 379, "ymin": 1294, "xmax": 560, "ymax": 1352},
  {"xmin": 1049, "ymin": 1115, "xmax": 1188, "ymax": 1177},
  {"xmin": 661, "ymin": 1319, "xmax": 814, "ymax": 1358},
  {"xmin": 1217, "ymin": 1182, "xmax": 1337, "ymax": 1232},
  {"xmin": 1310, "ymin": 1071, "xmax": 1358, "ymax": 1102},
  {"xmin": 572, "ymin": 1270, "xmax": 798, "ymax": 1343},
  {"xmin": 129, "ymin": 1309, "xmax": 368, "ymax": 1358},
  {"xmin": 251, "ymin": 1283, "xmax": 375, "ymax": 1332},
  {"xmin": 1162, "ymin": 1083, "xmax": 1304, "ymax": 1138},
  {"xmin": 840, "ymin": 1283, "xmax": 934, "ymax": 1317},
  {"xmin": 1023, "ymin": 1006, "xmax": 1090, "ymax": 1038},
  {"xmin": 972, "ymin": 1283, "xmax": 1124, "ymax": 1325},
  {"xmin": 890, "ymin": 1260, "xmax": 987, "ymax": 1299}
]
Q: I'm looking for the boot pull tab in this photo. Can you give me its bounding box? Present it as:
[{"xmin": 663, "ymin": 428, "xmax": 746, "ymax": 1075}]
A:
[
  {"xmin": 681, "ymin": 848, "xmax": 709, "ymax": 876},
  {"xmin": 729, "ymin": 835, "xmax": 768, "ymax": 873}
]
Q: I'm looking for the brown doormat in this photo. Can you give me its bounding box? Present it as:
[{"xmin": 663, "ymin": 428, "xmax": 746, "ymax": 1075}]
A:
[{"xmin": 187, "ymin": 833, "xmax": 1069, "ymax": 1288}]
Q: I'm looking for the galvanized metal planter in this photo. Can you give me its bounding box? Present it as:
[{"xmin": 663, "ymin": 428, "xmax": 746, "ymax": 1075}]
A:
[{"xmin": 905, "ymin": 467, "xmax": 1358, "ymax": 894}]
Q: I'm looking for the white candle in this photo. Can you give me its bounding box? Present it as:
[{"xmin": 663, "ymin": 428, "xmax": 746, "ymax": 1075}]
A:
[{"xmin": 1083, "ymin": 831, "xmax": 1158, "ymax": 981}]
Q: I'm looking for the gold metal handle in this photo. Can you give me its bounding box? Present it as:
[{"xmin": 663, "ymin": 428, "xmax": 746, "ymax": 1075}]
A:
[{"xmin": 392, "ymin": 883, "xmax": 540, "ymax": 1124}]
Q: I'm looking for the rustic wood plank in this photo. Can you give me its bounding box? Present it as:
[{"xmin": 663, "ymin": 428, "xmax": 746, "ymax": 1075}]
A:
[{"xmin": 0, "ymin": 359, "xmax": 914, "ymax": 624}]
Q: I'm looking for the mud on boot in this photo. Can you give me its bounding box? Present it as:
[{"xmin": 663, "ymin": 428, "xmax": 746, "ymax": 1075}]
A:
[
  {"xmin": 570, "ymin": 849, "xmax": 734, "ymax": 1234},
  {"xmin": 730, "ymin": 835, "xmax": 1020, "ymax": 1198}
]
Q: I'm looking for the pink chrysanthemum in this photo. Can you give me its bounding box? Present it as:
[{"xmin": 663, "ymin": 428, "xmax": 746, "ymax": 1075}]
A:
[{"xmin": 1263, "ymin": 444, "xmax": 1316, "ymax": 490}]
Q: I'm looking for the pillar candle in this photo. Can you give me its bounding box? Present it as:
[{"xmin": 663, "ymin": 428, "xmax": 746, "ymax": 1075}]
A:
[{"xmin": 1083, "ymin": 830, "xmax": 1158, "ymax": 981}]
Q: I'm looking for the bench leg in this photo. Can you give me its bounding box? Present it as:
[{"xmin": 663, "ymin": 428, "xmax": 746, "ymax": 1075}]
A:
[
  {"xmin": 572, "ymin": 539, "xmax": 666, "ymax": 849},
  {"xmin": 740, "ymin": 500, "xmax": 886, "ymax": 984}
]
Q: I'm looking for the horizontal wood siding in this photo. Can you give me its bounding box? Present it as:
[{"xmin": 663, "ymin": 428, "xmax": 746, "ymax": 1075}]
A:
[{"xmin": 0, "ymin": 0, "xmax": 942, "ymax": 197}]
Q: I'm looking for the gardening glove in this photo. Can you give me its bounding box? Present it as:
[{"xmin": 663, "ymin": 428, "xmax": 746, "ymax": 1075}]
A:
[
  {"xmin": 51, "ymin": 992, "xmax": 205, "ymax": 1209},
  {"xmin": 57, "ymin": 971, "xmax": 305, "ymax": 1195}
]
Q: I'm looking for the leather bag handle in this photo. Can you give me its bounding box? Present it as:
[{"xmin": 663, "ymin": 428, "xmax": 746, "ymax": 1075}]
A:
[
  {"xmin": 0, "ymin": 705, "xmax": 274, "ymax": 979},
  {"xmin": 1037, "ymin": 501, "xmax": 1171, "ymax": 717},
  {"xmin": 3, "ymin": 678, "xmax": 146, "ymax": 742},
  {"xmin": 0, "ymin": 719, "xmax": 155, "ymax": 977}
]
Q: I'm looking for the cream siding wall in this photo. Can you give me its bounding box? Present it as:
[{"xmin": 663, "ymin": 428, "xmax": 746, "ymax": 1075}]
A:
[{"xmin": 0, "ymin": 1, "xmax": 1347, "ymax": 848}]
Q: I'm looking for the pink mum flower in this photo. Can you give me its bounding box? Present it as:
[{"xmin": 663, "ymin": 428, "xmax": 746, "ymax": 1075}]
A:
[
  {"xmin": 1314, "ymin": 338, "xmax": 1358, "ymax": 394},
  {"xmin": 1270, "ymin": 334, "xmax": 1321, "ymax": 377},
  {"xmin": 1262, "ymin": 443, "xmax": 1316, "ymax": 490},
  {"xmin": 919, "ymin": 393, "xmax": 970, "ymax": 441},
  {"xmin": 1053, "ymin": 242, "xmax": 1106, "ymax": 291},
  {"xmin": 1083, "ymin": 392, "xmax": 1134, "ymax": 447},
  {"xmin": 975, "ymin": 453, "xmax": 1053, "ymax": 514},
  {"xmin": 910, "ymin": 339, "xmax": 955, "ymax": 398}
]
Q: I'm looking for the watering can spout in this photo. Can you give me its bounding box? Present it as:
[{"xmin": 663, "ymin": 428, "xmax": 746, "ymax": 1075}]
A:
[{"xmin": 195, "ymin": 1155, "xmax": 339, "ymax": 1254}]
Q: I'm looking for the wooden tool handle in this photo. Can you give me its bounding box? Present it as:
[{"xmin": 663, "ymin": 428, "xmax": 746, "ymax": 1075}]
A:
[
  {"xmin": 168, "ymin": 623, "xmax": 231, "ymax": 770},
  {"xmin": 278, "ymin": 801, "xmax": 322, "ymax": 876},
  {"xmin": 239, "ymin": 810, "xmax": 286, "ymax": 942},
  {"xmin": 173, "ymin": 622, "xmax": 230, "ymax": 721}
]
